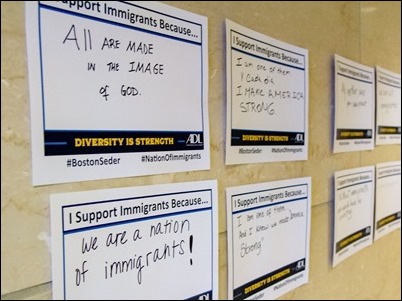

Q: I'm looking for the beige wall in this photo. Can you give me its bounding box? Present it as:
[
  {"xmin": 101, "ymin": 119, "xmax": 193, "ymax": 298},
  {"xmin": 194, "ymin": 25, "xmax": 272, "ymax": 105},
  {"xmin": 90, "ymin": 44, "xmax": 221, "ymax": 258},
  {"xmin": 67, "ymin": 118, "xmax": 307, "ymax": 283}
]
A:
[{"xmin": 1, "ymin": 1, "xmax": 400, "ymax": 299}]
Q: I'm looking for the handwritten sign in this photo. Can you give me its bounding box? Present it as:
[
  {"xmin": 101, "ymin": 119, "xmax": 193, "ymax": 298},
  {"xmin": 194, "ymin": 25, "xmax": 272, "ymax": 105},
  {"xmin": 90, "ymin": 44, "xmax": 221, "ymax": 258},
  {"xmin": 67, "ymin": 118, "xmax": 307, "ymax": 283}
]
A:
[
  {"xmin": 333, "ymin": 166, "xmax": 374, "ymax": 267},
  {"xmin": 226, "ymin": 178, "xmax": 311, "ymax": 300},
  {"xmin": 375, "ymin": 161, "xmax": 401, "ymax": 240},
  {"xmin": 333, "ymin": 54, "xmax": 375, "ymax": 153},
  {"xmin": 225, "ymin": 20, "xmax": 309, "ymax": 165},
  {"xmin": 375, "ymin": 66, "xmax": 401, "ymax": 145},
  {"xmin": 50, "ymin": 180, "xmax": 218, "ymax": 299},
  {"xmin": 25, "ymin": 1, "xmax": 209, "ymax": 185}
]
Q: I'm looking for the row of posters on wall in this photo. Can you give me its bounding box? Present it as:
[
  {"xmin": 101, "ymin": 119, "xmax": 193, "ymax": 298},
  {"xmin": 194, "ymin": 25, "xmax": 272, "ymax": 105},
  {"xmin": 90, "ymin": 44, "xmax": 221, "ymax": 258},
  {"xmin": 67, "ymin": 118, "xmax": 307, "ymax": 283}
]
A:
[
  {"xmin": 22, "ymin": 1, "xmax": 401, "ymax": 300},
  {"xmin": 50, "ymin": 161, "xmax": 400, "ymax": 299},
  {"xmin": 25, "ymin": 1, "xmax": 401, "ymax": 186}
]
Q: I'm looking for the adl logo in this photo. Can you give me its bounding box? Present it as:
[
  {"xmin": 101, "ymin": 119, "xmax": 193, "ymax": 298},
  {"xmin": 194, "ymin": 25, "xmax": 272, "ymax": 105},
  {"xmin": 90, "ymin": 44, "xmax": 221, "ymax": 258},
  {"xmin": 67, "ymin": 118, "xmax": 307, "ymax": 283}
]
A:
[{"xmin": 186, "ymin": 134, "xmax": 203, "ymax": 145}]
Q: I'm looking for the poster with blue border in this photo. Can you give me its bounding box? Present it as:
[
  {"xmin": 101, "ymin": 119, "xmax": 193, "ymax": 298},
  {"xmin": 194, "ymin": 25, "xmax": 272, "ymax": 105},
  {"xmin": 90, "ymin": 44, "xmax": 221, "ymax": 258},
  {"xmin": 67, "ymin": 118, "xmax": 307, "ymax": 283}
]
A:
[
  {"xmin": 225, "ymin": 20, "xmax": 309, "ymax": 165},
  {"xmin": 226, "ymin": 177, "xmax": 311, "ymax": 299},
  {"xmin": 50, "ymin": 180, "xmax": 218, "ymax": 299},
  {"xmin": 375, "ymin": 161, "xmax": 401, "ymax": 240},
  {"xmin": 333, "ymin": 54, "xmax": 375, "ymax": 153},
  {"xmin": 333, "ymin": 166, "xmax": 374, "ymax": 266},
  {"xmin": 25, "ymin": 1, "xmax": 209, "ymax": 185},
  {"xmin": 375, "ymin": 66, "xmax": 401, "ymax": 145}
]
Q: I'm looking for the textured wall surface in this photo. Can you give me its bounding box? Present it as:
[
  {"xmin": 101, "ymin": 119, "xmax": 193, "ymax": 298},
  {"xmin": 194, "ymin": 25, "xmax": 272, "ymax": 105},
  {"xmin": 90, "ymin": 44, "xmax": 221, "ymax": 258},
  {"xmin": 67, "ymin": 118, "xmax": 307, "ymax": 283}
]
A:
[{"xmin": 1, "ymin": 1, "xmax": 400, "ymax": 299}]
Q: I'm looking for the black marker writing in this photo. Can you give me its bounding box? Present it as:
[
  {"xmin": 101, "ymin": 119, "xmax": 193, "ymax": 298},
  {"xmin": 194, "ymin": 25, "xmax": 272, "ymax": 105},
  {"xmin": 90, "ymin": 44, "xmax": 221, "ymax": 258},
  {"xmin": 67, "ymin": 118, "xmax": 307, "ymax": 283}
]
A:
[
  {"xmin": 81, "ymin": 236, "xmax": 98, "ymax": 254},
  {"xmin": 63, "ymin": 25, "xmax": 92, "ymax": 51},
  {"xmin": 75, "ymin": 261, "xmax": 89, "ymax": 286}
]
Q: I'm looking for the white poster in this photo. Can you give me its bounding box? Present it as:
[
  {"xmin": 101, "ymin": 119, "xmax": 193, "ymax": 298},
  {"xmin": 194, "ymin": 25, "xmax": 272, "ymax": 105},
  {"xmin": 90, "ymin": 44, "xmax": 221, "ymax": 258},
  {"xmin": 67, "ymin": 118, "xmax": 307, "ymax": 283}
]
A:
[
  {"xmin": 225, "ymin": 20, "xmax": 309, "ymax": 165},
  {"xmin": 50, "ymin": 180, "xmax": 218, "ymax": 300},
  {"xmin": 226, "ymin": 178, "xmax": 311, "ymax": 300},
  {"xmin": 333, "ymin": 54, "xmax": 375, "ymax": 153},
  {"xmin": 333, "ymin": 166, "xmax": 374, "ymax": 267},
  {"xmin": 375, "ymin": 161, "xmax": 401, "ymax": 240},
  {"xmin": 375, "ymin": 66, "xmax": 401, "ymax": 145},
  {"xmin": 26, "ymin": 1, "xmax": 209, "ymax": 185}
]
